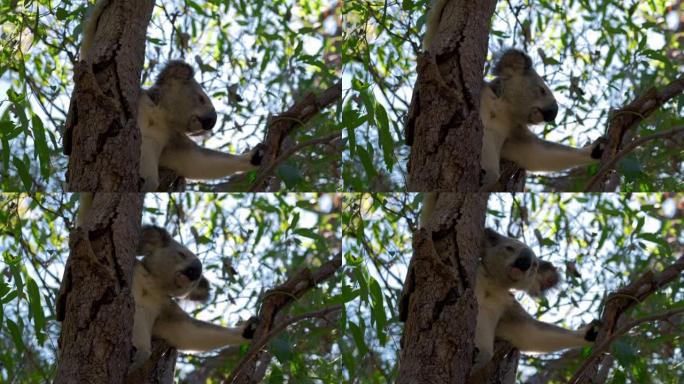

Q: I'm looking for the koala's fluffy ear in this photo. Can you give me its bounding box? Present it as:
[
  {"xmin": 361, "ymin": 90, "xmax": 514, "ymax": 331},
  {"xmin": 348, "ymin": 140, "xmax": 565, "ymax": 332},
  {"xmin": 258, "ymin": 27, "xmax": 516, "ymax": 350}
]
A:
[
  {"xmin": 156, "ymin": 61, "xmax": 194, "ymax": 85},
  {"xmin": 186, "ymin": 276, "xmax": 210, "ymax": 302},
  {"xmin": 527, "ymin": 260, "xmax": 560, "ymax": 296},
  {"xmin": 138, "ymin": 225, "xmax": 172, "ymax": 256},
  {"xmin": 492, "ymin": 49, "xmax": 532, "ymax": 79},
  {"xmin": 483, "ymin": 228, "xmax": 503, "ymax": 246}
]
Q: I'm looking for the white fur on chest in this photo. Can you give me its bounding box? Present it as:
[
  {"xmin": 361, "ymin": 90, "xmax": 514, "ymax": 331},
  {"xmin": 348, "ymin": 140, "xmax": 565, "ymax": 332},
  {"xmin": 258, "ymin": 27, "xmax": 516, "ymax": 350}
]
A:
[
  {"xmin": 475, "ymin": 270, "xmax": 514, "ymax": 326},
  {"xmin": 480, "ymin": 85, "xmax": 513, "ymax": 138},
  {"xmin": 138, "ymin": 94, "xmax": 170, "ymax": 145},
  {"xmin": 132, "ymin": 264, "xmax": 165, "ymax": 327}
]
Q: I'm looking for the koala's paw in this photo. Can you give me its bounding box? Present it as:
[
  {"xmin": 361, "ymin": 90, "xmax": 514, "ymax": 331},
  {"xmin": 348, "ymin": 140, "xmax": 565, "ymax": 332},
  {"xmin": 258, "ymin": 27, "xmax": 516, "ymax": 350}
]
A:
[
  {"xmin": 249, "ymin": 143, "xmax": 265, "ymax": 166},
  {"xmin": 582, "ymin": 320, "xmax": 602, "ymax": 342},
  {"xmin": 241, "ymin": 316, "xmax": 259, "ymax": 339},
  {"xmin": 590, "ymin": 137, "xmax": 608, "ymax": 159}
]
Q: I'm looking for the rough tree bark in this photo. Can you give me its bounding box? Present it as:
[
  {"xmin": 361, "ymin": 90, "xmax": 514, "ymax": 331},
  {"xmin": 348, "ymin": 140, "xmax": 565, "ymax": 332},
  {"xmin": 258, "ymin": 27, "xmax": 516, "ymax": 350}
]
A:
[
  {"xmin": 404, "ymin": 0, "xmax": 497, "ymax": 192},
  {"xmin": 64, "ymin": 0, "xmax": 155, "ymax": 191},
  {"xmin": 55, "ymin": 193, "xmax": 143, "ymax": 383},
  {"xmin": 397, "ymin": 193, "xmax": 488, "ymax": 383}
]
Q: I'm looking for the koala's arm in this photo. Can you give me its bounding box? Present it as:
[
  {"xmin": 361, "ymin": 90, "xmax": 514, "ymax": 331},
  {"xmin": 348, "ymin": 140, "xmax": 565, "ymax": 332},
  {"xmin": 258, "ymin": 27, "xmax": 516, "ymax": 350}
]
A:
[
  {"xmin": 80, "ymin": 0, "xmax": 110, "ymax": 59},
  {"xmin": 152, "ymin": 301, "xmax": 252, "ymax": 352},
  {"xmin": 501, "ymin": 132, "xmax": 604, "ymax": 173},
  {"xmin": 419, "ymin": 192, "xmax": 438, "ymax": 228},
  {"xmin": 140, "ymin": 136, "xmax": 165, "ymax": 192},
  {"xmin": 495, "ymin": 301, "xmax": 597, "ymax": 353},
  {"xmin": 480, "ymin": 128, "xmax": 507, "ymax": 190},
  {"xmin": 158, "ymin": 135, "xmax": 263, "ymax": 181},
  {"xmin": 423, "ymin": 0, "xmax": 449, "ymax": 51}
]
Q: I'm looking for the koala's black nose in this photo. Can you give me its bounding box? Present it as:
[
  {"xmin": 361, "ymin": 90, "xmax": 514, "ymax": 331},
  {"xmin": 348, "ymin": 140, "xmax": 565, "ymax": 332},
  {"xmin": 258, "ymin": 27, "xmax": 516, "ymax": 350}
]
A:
[
  {"xmin": 199, "ymin": 111, "xmax": 217, "ymax": 130},
  {"xmin": 183, "ymin": 259, "xmax": 203, "ymax": 281},
  {"xmin": 542, "ymin": 103, "xmax": 558, "ymax": 123},
  {"xmin": 512, "ymin": 248, "xmax": 535, "ymax": 271}
]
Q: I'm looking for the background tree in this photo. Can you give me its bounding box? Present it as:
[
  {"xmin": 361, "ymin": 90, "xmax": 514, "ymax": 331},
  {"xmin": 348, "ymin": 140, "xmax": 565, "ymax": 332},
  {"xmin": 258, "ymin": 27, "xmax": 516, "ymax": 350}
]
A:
[
  {"xmin": 343, "ymin": 193, "xmax": 684, "ymax": 383},
  {"xmin": 0, "ymin": 0, "xmax": 342, "ymax": 192},
  {"xmin": 343, "ymin": 0, "xmax": 684, "ymax": 191},
  {"xmin": 0, "ymin": 193, "xmax": 344, "ymax": 383}
]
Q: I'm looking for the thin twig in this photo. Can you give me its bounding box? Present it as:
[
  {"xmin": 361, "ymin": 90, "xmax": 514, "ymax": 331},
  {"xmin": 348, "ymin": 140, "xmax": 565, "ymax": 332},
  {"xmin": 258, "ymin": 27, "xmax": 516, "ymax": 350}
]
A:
[
  {"xmin": 585, "ymin": 126, "xmax": 684, "ymax": 191},
  {"xmin": 569, "ymin": 307, "xmax": 684, "ymax": 384},
  {"xmin": 225, "ymin": 305, "xmax": 343, "ymax": 384},
  {"xmin": 248, "ymin": 131, "xmax": 341, "ymax": 192}
]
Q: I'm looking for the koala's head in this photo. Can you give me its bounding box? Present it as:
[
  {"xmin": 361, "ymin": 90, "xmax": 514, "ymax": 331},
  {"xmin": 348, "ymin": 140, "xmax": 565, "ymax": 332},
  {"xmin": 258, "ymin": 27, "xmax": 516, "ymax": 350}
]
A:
[
  {"xmin": 146, "ymin": 61, "xmax": 217, "ymax": 134},
  {"xmin": 489, "ymin": 49, "xmax": 558, "ymax": 126},
  {"xmin": 481, "ymin": 228, "xmax": 560, "ymax": 296},
  {"xmin": 137, "ymin": 225, "xmax": 210, "ymax": 301}
]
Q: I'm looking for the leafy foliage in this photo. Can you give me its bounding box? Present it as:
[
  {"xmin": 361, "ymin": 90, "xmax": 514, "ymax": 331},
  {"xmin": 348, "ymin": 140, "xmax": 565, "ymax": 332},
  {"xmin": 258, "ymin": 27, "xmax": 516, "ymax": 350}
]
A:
[
  {"xmin": 0, "ymin": 0, "xmax": 341, "ymax": 191},
  {"xmin": 343, "ymin": 0, "xmax": 684, "ymax": 191},
  {"xmin": 343, "ymin": 193, "xmax": 684, "ymax": 383},
  {"xmin": 0, "ymin": 193, "xmax": 342, "ymax": 383}
]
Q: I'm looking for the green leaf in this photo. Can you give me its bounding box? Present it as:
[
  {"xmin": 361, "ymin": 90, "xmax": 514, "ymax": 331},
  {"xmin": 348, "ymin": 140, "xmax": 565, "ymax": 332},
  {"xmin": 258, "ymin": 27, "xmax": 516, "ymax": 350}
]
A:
[
  {"xmin": 348, "ymin": 321, "xmax": 367, "ymax": 355},
  {"xmin": 375, "ymin": 103, "xmax": 394, "ymax": 172},
  {"xmin": 26, "ymin": 278, "xmax": 46, "ymax": 345},
  {"xmin": 12, "ymin": 156, "xmax": 32, "ymax": 191},
  {"xmin": 276, "ymin": 164, "xmax": 303, "ymax": 188},
  {"xmin": 31, "ymin": 114, "xmax": 50, "ymax": 179},
  {"xmin": 6, "ymin": 319, "xmax": 24, "ymax": 352}
]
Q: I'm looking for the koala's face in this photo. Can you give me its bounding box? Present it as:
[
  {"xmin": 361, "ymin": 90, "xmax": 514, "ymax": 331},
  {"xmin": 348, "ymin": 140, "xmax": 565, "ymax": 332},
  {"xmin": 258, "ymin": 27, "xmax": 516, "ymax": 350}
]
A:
[
  {"xmin": 490, "ymin": 49, "xmax": 558, "ymax": 126},
  {"xmin": 151, "ymin": 61, "xmax": 217, "ymax": 135},
  {"xmin": 481, "ymin": 228, "xmax": 559, "ymax": 296},
  {"xmin": 137, "ymin": 226, "xmax": 209, "ymax": 300}
]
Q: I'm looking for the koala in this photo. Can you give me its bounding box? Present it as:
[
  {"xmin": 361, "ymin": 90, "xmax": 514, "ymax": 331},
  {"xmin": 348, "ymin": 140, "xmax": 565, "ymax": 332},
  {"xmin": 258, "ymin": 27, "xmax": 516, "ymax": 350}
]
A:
[
  {"xmin": 473, "ymin": 228, "xmax": 599, "ymax": 368},
  {"xmin": 419, "ymin": 194, "xmax": 599, "ymax": 370},
  {"xmin": 478, "ymin": 50, "xmax": 605, "ymax": 190},
  {"xmin": 421, "ymin": 5, "xmax": 605, "ymax": 189},
  {"xmin": 71, "ymin": 194, "xmax": 257, "ymax": 370},
  {"xmin": 136, "ymin": 61, "xmax": 264, "ymax": 191},
  {"xmin": 79, "ymin": 0, "xmax": 264, "ymax": 191},
  {"xmin": 130, "ymin": 225, "xmax": 257, "ymax": 370}
]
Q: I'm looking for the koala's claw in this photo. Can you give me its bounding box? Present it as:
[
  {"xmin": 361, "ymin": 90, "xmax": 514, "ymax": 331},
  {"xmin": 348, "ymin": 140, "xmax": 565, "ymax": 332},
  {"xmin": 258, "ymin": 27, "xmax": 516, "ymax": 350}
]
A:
[
  {"xmin": 583, "ymin": 320, "xmax": 602, "ymax": 342},
  {"xmin": 242, "ymin": 316, "xmax": 259, "ymax": 339},
  {"xmin": 590, "ymin": 137, "xmax": 608, "ymax": 159},
  {"xmin": 250, "ymin": 143, "xmax": 265, "ymax": 166}
]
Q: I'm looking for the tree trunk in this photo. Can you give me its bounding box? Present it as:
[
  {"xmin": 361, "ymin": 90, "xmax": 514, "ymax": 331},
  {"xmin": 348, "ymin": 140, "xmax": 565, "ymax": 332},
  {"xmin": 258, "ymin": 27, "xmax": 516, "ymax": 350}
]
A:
[
  {"xmin": 124, "ymin": 340, "xmax": 177, "ymax": 384},
  {"xmin": 397, "ymin": 193, "xmax": 488, "ymax": 383},
  {"xmin": 55, "ymin": 193, "xmax": 143, "ymax": 383},
  {"xmin": 405, "ymin": 0, "xmax": 497, "ymax": 192},
  {"xmin": 64, "ymin": 0, "xmax": 155, "ymax": 191}
]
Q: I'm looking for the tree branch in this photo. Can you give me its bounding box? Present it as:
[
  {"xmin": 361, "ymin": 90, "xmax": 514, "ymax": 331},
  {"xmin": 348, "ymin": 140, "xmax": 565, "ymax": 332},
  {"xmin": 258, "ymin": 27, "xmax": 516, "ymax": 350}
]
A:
[
  {"xmin": 570, "ymin": 307, "xmax": 684, "ymax": 384},
  {"xmin": 570, "ymin": 253, "xmax": 684, "ymax": 384},
  {"xmin": 227, "ymin": 253, "xmax": 342, "ymax": 383},
  {"xmin": 225, "ymin": 305, "xmax": 343, "ymax": 383},
  {"xmin": 248, "ymin": 131, "xmax": 341, "ymax": 192},
  {"xmin": 251, "ymin": 81, "xmax": 342, "ymax": 191},
  {"xmin": 588, "ymin": 75, "xmax": 684, "ymax": 191},
  {"xmin": 584, "ymin": 125, "xmax": 684, "ymax": 191}
]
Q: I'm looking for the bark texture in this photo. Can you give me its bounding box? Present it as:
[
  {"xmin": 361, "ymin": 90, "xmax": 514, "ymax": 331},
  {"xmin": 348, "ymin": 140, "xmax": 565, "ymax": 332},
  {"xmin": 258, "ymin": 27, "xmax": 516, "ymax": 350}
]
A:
[
  {"xmin": 405, "ymin": 0, "xmax": 497, "ymax": 191},
  {"xmin": 64, "ymin": 0, "xmax": 155, "ymax": 191},
  {"xmin": 467, "ymin": 341, "xmax": 518, "ymax": 384},
  {"xmin": 55, "ymin": 193, "xmax": 143, "ymax": 383},
  {"xmin": 397, "ymin": 193, "xmax": 488, "ymax": 383},
  {"xmin": 125, "ymin": 340, "xmax": 177, "ymax": 384}
]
